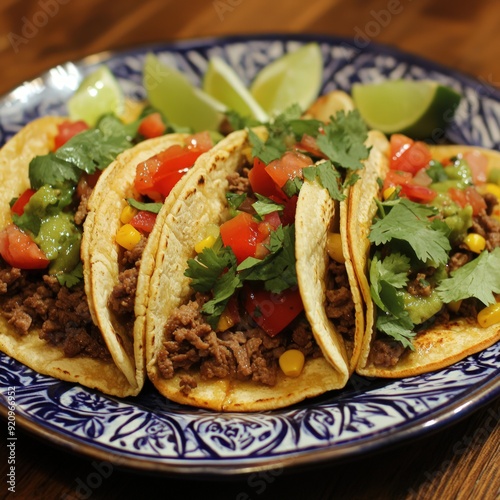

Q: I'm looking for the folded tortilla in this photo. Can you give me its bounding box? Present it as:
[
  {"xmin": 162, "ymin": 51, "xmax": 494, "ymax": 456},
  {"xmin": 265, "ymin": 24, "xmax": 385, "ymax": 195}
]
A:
[
  {"xmin": 351, "ymin": 139, "xmax": 500, "ymax": 377},
  {"xmin": 82, "ymin": 132, "xmax": 194, "ymax": 397},
  {"xmin": 144, "ymin": 129, "xmax": 358, "ymax": 412},
  {"xmin": 0, "ymin": 117, "xmax": 139, "ymax": 396}
]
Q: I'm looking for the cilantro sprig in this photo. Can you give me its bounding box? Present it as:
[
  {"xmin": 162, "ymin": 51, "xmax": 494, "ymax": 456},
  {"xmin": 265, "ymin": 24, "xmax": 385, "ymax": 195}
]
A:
[
  {"xmin": 369, "ymin": 198, "xmax": 451, "ymax": 266},
  {"xmin": 29, "ymin": 114, "xmax": 135, "ymax": 190},
  {"xmin": 185, "ymin": 224, "xmax": 297, "ymax": 328},
  {"xmin": 437, "ymin": 247, "xmax": 500, "ymax": 306}
]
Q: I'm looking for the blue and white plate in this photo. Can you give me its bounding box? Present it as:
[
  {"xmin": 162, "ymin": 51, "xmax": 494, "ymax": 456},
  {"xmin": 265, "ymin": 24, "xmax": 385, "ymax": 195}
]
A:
[{"xmin": 0, "ymin": 35, "xmax": 499, "ymax": 475}]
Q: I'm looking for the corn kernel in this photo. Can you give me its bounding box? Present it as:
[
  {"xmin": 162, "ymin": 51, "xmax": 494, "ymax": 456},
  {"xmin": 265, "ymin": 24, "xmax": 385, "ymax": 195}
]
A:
[
  {"xmin": 116, "ymin": 224, "xmax": 142, "ymax": 250},
  {"xmin": 195, "ymin": 234, "xmax": 217, "ymax": 254},
  {"xmin": 383, "ymin": 186, "xmax": 396, "ymax": 200},
  {"xmin": 216, "ymin": 308, "xmax": 236, "ymax": 332},
  {"xmin": 120, "ymin": 205, "xmax": 138, "ymax": 224},
  {"xmin": 477, "ymin": 302, "xmax": 500, "ymax": 328},
  {"xmin": 463, "ymin": 233, "xmax": 486, "ymax": 254},
  {"xmin": 326, "ymin": 232, "xmax": 345, "ymax": 263},
  {"xmin": 279, "ymin": 349, "xmax": 305, "ymax": 377},
  {"xmin": 484, "ymin": 183, "xmax": 500, "ymax": 200}
]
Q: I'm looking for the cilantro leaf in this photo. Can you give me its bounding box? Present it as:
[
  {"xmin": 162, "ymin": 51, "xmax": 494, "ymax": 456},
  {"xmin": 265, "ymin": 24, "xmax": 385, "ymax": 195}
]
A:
[
  {"xmin": 225, "ymin": 110, "xmax": 262, "ymax": 130},
  {"xmin": 55, "ymin": 262, "xmax": 83, "ymax": 288},
  {"xmin": 369, "ymin": 252, "xmax": 410, "ymax": 311},
  {"xmin": 437, "ymin": 248, "xmax": 500, "ymax": 306},
  {"xmin": 316, "ymin": 110, "xmax": 369, "ymax": 170},
  {"xmin": 226, "ymin": 192, "xmax": 246, "ymax": 211},
  {"xmin": 201, "ymin": 266, "xmax": 242, "ymax": 329},
  {"xmin": 282, "ymin": 177, "xmax": 303, "ymax": 197},
  {"xmin": 237, "ymin": 225, "xmax": 297, "ymax": 293},
  {"xmin": 376, "ymin": 313, "xmax": 416, "ymax": 350},
  {"xmin": 369, "ymin": 198, "xmax": 451, "ymax": 265},
  {"xmin": 29, "ymin": 114, "xmax": 134, "ymax": 189},
  {"xmin": 184, "ymin": 238, "xmax": 237, "ymax": 293},
  {"xmin": 252, "ymin": 194, "xmax": 284, "ymax": 219},
  {"xmin": 56, "ymin": 115, "xmax": 132, "ymax": 174},
  {"xmin": 127, "ymin": 198, "xmax": 163, "ymax": 214},
  {"xmin": 248, "ymin": 128, "xmax": 284, "ymax": 164},
  {"xmin": 303, "ymin": 161, "xmax": 344, "ymax": 201},
  {"xmin": 287, "ymin": 118, "xmax": 324, "ymax": 140},
  {"xmin": 29, "ymin": 154, "xmax": 81, "ymax": 189}
]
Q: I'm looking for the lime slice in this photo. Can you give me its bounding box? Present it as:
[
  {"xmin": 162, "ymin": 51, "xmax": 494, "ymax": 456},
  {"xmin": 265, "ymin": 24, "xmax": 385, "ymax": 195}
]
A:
[
  {"xmin": 203, "ymin": 56, "xmax": 268, "ymax": 122},
  {"xmin": 143, "ymin": 53, "xmax": 226, "ymax": 132},
  {"xmin": 352, "ymin": 80, "xmax": 462, "ymax": 138},
  {"xmin": 67, "ymin": 66, "xmax": 125, "ymax": 126},
  {"xmin": 250, "ymin": 43, "xmax": 323, "ymax": 116}
]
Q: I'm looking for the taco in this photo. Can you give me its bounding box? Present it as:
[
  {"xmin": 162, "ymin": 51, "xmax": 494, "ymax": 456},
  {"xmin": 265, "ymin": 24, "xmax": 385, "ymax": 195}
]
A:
[
  {"xmin": 144, "ymin": 106, "xmax": 374, "ymax": 411},
  {"xmin": 82, "ymin": 130, "xmax": 215, "ymax": 398},
  {"xmin": 350, "ymin": 134, "xmax": 500, "ymax": 377},
  {"xmin": 0, "ymin": 113, "xmax": 155, "ymax": 397}
]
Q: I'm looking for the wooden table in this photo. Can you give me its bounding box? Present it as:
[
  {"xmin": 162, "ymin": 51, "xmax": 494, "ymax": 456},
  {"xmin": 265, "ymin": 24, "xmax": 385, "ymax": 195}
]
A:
[{"xmin": 0, "ymin": 0, "xmax": 499, "ymax": 498}]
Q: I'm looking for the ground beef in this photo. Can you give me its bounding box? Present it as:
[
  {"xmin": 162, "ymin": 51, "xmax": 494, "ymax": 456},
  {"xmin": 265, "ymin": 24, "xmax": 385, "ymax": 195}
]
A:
[
  {"xmin": 407, "ymin": 267, "xmax": 436, "ymax": 296},
  {"xmin": 325, "ymin": 261, "xmax": 355, "ymax": 341},
  {"xmin": 227, "ymin": 169, "xmax": 251, "ymax": 195},
  {"xmin": 473, "ymin": 213, "xmax": 500, "ymax": 250},
  {"xmin": 448, "ymin": 250, "xmax": 473, "ymax": 273},
  {"xmin": 108, "ymin": 236, "xmax": 147, "ymax": 319},
  {"xmin": 0, "ymin": 268, "xmax": 110, "ymax": 360},
  {"xmin": 369, "ymin": 339, "xmax": 406, "ymax": 367},
  {"xmin": 74, "ymin": 175, "xmax": 94, "ymax": 225},
  {"xmin": 156, "ymin": 293, "xmax": 322, "ymax": 391}
]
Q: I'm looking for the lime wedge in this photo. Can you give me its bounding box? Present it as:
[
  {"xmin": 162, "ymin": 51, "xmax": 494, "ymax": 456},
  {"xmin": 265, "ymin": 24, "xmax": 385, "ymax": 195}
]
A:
[
  {"xmin": 143, "ymin": 53, "xmax": 226, "ymax": 132},
  {"xmin": 352, "ymin": 80, "xmax": 462, "ymax": 138},
  {"xmin": 250, "ymin": 42, "xmax": 323, "ymax": 116},
  {"xmin": 203, "ymin": 56, "xmax": 268, "ymax": 122},
  {"xmin": 67, "ymin": 66, "xmax": 125, "ymax": 126}
]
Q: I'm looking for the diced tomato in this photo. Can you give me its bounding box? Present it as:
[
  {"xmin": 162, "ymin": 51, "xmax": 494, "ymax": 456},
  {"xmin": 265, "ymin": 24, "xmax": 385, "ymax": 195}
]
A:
[
  {"xmin": 464, "ymin": 150, "xmax": 488, "ymax": 185},
  {"xmin": 220, "ymin": 212, "xmax": 260, "ymax": 263},
  {"xmin": 390, "ymin": 134, "xmax": 432, "ymax": 175},
  {"xmin": 265, "ymin": 151, "xmax": 312, "ymax": 188},
  {"xmin": 296, "ymin": 134, "xmax": 326, "ymax": 159},
  {"xmin": 54, "ymin": 120, "xmax": 89, "ymax": 150},
  {"xmin": 138, "ymin": 112, "xmax": 166, "ymax": 139},
  {"xmin": 186, "ymin": 131, "xmax": 214, "ymax": 152},
  {"xmin": 255, "ymin": 211, "xmax": 282, "ymax": 259},
  {"xmin": 135, "ymin": 139, "xmax": 211, "ymax": 201},
  {"xmin": 400, "ymin": 183, "xmax": 437, "ymax": 203},
  {"xmin": 449, "ymin": 186, "xmax": 487, "ymax": 215},
  {"xmin": 0, "ymin": 224, "xmax": 49, "ymax": 269},
  {"xmin": 383, "ymin": 169, "xmax": 412, "ymax": 191},
  {"xmin": 244, "ymin": 285, "xmax": 304, "ymax": 337},
  {"xmin": 248, "ymin": 157, "xmax": 286, "ymax": 201},
  {"xmin": 130, "ymin": 210, "xmax": 157, "ymax": 233},
  {"xmin": 11, "ymin": 189, "xmax": 36, "ymax": 216}
]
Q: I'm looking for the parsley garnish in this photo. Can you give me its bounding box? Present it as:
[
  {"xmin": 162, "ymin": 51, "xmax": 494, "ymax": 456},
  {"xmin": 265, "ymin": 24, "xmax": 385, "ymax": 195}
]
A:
[
  {"xmin": 303, "ymin": 161, "xmax": 344, "ymax": 201},
  {"xmin": 252, "ymin": 194, "xmax": 284, "ymax": 219},
  {"xmin": 127, "ymin": 198, "xmax": 163, "ymax": 214},
  {"xmin": 437, "ymin": 247, "xmax": 500, "ymax": 306},
  {"xmin": 316, "ymin": 110, "xmax": 369, "ymax": 170},
  {"xmin": 29, "ymin": 114, "xmax": 135, "ymax": 189},
  {"xmin": 185, "ymin": 224, "xmax": 298, "ymax": 327},
  {"xmin": 226, "ymin": 192, "xmax": 246, "ymax": 211},
  {"xmin": 369, "ymin": 198, "xmax": 451, "ymax": 266}
]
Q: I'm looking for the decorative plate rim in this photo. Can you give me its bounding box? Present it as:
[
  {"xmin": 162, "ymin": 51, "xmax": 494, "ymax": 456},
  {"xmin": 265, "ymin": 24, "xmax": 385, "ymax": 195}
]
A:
[{"xmin": 0, "ymin": 34, "xmax": 499, "ymax": 476}]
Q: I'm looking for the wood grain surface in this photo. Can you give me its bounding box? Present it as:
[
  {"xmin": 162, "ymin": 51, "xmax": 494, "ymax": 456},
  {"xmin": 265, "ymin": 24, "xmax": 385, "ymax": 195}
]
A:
[{"xmin": 0, "ymin": 1, "xmax": 499, "ymax": 499}]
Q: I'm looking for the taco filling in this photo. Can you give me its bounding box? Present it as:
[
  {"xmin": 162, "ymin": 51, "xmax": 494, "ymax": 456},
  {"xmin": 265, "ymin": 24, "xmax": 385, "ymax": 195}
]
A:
[
  {"xmin": 108, "ymin": 131, "xmax": 214, "ymax": 331},
  {"xmin": 154, "ymin": 108, "xmax": 370, "ymax": 394},
  {"xmin": 366, "ymin": 134, "xmax": 500, "ymax": 368},
  {"xmin": 0, "ymin": 114, "xmax": 149, "ymax": 359}
]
